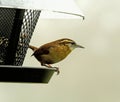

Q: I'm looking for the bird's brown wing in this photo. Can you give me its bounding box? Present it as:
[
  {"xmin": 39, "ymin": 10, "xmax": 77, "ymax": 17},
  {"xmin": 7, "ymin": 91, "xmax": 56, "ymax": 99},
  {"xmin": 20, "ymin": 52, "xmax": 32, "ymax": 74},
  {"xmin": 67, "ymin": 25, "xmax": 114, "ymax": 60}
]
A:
[
  {"xmin": 33, "ymin": 46, "xmax": 50, "ymax": 56},
  {"xmin": 33, "ymin": 41, "xmax": 58, "ymax": 56},
  {"xmin": 32, "ymin": 44, "xmax": 56, "ymax": 64}
]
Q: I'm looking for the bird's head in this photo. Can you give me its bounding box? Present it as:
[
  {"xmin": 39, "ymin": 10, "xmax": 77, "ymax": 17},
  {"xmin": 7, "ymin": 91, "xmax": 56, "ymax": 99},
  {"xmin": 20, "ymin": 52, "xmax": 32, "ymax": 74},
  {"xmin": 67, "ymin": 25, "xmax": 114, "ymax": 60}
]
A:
[{"xmin": 58, "ymin": 38, "xmax": 85, "ymax": 51}]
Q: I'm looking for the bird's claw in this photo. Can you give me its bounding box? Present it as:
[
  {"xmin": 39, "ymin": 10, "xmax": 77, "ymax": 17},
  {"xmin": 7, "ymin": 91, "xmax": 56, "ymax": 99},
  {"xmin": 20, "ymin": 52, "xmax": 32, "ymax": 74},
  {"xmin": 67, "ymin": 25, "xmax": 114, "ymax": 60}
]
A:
[
  {"xmin": 54, "ymin": 67, "xmax": 60, "ymax": 75},
  {"xmin": 43, "ymin": 64, "xmax": 60, "ymax": 75}
]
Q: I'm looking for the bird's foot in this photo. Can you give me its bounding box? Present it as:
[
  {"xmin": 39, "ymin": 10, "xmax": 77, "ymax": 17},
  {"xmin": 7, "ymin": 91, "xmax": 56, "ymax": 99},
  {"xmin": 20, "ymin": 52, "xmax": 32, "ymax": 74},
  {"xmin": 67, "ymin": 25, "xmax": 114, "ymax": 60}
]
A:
[
  {"xmin": 42, "ymin": 64, "xmax": 60, "ymax": 75},
  {"xmin": 54, "ymin": 67, "xmax": 60, "ymax": 75}
]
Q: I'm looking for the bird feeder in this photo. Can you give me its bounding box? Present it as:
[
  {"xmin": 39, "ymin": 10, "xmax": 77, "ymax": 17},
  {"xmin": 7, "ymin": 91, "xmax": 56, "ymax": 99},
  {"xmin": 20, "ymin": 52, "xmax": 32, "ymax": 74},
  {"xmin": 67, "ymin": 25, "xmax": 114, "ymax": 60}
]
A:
[{"xmin": 0, "ymin": 0, "xmax": 84, "ymax": 83}]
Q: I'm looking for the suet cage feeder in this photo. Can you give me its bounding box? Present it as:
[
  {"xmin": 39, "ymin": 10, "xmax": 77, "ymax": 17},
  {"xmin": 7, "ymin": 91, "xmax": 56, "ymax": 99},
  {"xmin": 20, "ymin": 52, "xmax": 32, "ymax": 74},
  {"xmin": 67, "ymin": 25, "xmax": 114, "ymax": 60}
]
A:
[
  {"xmin": 0, "ymin": 0, "xmax": 84, "ymax": 83},
  {"xmin": 0, "ymin": 7, "xmax": 55, "ymax": 83}
]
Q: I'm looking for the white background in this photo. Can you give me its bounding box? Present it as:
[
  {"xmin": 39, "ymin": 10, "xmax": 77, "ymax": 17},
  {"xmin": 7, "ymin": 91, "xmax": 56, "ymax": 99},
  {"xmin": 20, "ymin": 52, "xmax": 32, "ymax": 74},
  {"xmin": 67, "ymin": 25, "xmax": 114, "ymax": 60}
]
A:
[{"xmin": 0, "ymin": 0, "xmax": 120, "ymax": 102}]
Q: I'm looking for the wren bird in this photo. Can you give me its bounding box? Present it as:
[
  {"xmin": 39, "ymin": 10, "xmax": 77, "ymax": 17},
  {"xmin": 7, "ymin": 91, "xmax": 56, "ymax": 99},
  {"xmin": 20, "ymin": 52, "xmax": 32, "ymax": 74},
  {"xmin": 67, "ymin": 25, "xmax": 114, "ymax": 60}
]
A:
[{"xmin": 29, "ymin": 38, "xmax": 84, "ymax": 74}]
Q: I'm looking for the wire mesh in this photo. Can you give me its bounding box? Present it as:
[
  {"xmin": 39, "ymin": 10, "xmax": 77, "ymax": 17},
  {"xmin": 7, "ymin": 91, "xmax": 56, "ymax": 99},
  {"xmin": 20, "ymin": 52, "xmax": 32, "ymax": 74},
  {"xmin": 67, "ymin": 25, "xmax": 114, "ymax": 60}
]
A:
[
  {"xmin": 0, "ymin": 8, "xmax": 40, "ymax": 65},
  {"xmin": 14, "ymin": 9, "xmax": 41, "ymax": 65},
  {"xmin": 0, "ymin": 8, "xmax": 16, "ymax": 64}
]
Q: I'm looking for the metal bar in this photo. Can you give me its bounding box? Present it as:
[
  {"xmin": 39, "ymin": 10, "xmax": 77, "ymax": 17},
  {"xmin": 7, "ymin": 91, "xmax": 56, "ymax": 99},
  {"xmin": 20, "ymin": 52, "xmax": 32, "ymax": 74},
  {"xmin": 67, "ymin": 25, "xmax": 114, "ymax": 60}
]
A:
[{"xmin": 5, "ymin": 9, "xmax": 25, "ymax": 65}]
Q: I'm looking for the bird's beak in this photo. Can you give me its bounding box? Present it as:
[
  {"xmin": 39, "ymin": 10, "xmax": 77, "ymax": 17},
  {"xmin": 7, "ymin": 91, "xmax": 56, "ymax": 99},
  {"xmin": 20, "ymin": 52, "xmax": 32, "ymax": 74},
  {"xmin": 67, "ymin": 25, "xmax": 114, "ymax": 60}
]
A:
[{"xmin": 76, "ymin": 44, "xmax": 85, "ymax": 49}]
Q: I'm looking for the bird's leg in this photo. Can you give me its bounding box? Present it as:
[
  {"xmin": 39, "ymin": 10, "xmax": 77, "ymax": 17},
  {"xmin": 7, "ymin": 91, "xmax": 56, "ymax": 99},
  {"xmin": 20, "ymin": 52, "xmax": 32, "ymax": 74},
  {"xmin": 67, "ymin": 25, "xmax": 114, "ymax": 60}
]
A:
[
  {"xmin": 41, "ymin": 63, "xmax": 60, "ymax": 75},
  {"xmin": 46, "ymin": 64, "xmax": 60, "ymax": 75}
]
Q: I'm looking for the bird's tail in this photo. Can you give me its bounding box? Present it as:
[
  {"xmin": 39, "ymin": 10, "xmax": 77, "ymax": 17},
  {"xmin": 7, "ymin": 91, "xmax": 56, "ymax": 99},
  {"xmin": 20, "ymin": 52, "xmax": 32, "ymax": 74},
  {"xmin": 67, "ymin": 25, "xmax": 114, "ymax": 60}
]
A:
[{"xmin": 29, "ymin": 45, "xmax": 38, "ymax": 52}]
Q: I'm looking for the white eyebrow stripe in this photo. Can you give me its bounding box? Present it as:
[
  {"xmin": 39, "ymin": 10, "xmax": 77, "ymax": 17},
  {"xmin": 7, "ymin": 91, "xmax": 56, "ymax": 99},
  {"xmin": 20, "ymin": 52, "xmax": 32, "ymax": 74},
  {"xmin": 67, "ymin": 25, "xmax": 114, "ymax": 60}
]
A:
[{"xmin": 60, "ymin": 39, "xmax": 73, "ymax": 43}]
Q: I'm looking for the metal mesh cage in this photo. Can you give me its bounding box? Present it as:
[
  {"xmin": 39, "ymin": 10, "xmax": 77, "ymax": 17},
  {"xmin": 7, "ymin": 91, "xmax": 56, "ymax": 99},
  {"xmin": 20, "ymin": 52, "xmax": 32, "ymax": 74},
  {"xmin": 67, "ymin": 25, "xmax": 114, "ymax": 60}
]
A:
[
  {"xmin": 0, "ymin": 8, "xmax": 41, "ymax": 66},
  {"xmin": 14, "ymin": 9, "xmax": 40, "ymax": 65},
  {"xmin": 0, "ymin": 8, "xmax": 16, "ymax": 64}
]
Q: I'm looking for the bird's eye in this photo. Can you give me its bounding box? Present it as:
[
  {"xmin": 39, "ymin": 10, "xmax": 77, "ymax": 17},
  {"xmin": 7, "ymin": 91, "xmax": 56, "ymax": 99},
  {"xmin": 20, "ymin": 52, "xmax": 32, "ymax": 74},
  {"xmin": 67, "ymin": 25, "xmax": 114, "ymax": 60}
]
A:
[{"xmin": 71, "ymin": 42, "xmax": 75, "ymax": 45}]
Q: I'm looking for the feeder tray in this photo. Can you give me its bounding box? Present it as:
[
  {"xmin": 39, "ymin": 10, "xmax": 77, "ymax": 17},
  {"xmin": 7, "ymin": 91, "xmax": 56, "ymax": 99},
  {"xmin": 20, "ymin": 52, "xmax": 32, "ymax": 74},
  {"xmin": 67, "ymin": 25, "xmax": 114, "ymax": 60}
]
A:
[
  {"xmin": 0, "ymin": 65, "xmax": 55, "ymax": 83},
  {"xmin": 0, "ymin": 7, "xmax": 55, "ymax": 83}
]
